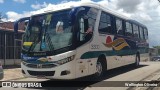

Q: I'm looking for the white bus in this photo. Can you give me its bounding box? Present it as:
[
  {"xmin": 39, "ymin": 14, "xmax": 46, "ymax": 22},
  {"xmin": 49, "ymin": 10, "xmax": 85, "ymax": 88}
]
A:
[{"xmin": 14, "ymin": 2, "xmax": 149, "ymax": 79}]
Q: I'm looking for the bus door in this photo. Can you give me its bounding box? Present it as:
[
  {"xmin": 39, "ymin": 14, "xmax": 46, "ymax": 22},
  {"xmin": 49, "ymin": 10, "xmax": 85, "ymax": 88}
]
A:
[
  {"xmin": 74, "ymin": 6, "xmax": 97, "ymax": 78},
  {"xmin": 75, "ymin": 15, "xmax": 90, "ymax": 78}
]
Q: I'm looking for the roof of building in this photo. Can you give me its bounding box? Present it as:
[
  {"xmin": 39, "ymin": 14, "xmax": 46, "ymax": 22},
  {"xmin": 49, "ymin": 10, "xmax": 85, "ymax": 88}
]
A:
[{"xmin": 0, "ymin": 22, "xmax": 25, "ymax": 33}]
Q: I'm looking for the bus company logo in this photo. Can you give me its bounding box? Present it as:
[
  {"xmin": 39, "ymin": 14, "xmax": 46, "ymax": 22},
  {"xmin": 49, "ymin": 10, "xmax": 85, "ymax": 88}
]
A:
[
  {"xmin": 37, "ymin": 64, "xmax": 42, "ymax": 68},
  {"xmin": 38, "ymin": 57, "xmax": 48, "ymax": 62},
  {"xmin": 33, "ymin": 52, "xmax": 46, "ymax": 56},
  {"xmin": 103, "ymin": 36, "xmax": 129, "ymax": 50},
  {"xmin": 2, "ymin": 82, "xmax": 12, "ymax": 87}
]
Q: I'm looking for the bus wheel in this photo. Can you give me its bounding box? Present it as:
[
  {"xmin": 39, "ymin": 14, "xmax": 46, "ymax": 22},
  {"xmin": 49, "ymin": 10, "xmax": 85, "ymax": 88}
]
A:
[
  {"xmin": 94, "ymin": 59, "xmax": 106, "ymax": 79},
  {"xmin": 135, "ymin": 55, "xmax": 140, "ymax": 67},
  {"xmin": 96, "ymin": 61, "xmax": 103, "ymax": 77}
]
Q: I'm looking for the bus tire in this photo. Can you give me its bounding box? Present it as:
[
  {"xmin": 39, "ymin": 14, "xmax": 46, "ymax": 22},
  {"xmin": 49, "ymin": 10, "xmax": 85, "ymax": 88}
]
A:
[
  {"xmin": 94, "ymin": 57, "xmax": 106, "ymax": 79},
  {"xmin": 134, "ymin": 54, "xmax": 140, "ymax": 67}
]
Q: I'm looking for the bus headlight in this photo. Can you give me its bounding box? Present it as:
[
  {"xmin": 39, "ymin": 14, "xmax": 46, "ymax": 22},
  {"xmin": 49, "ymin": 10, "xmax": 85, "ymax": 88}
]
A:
[
  {"xmin": 55, "ymin": 55, "xmax": 75, "ymax": 65},
  {"xmin": 22, "ymin": 61, "xmax": 27, "ymax": 65}
]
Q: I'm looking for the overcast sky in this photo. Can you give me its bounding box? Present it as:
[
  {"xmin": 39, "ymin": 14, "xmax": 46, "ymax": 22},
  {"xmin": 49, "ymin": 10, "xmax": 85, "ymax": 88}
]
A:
[{"xmin": 0, "ymin": 0, "xmax": 160, "ymax": 47}]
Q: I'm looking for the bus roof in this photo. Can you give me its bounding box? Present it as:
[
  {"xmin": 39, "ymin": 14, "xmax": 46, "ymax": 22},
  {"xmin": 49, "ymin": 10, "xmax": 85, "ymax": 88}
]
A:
[
  {"xmin": 128, "ymin": 20, "xmax": 147, "ymax": 28},
  {"xmin": 35, "ymin": 2, "xmax": 129, "ymax": 19},
  {"xmin": 80, "ymin": 2, "xmax": 130, "ymax": 19},
  {"xmin": 32, "ymin": 2, "xmax": 147, "ymax": 28},
  {"xmin": 79, "ymin": 2, "xmax": 147, "ymax": 28}
]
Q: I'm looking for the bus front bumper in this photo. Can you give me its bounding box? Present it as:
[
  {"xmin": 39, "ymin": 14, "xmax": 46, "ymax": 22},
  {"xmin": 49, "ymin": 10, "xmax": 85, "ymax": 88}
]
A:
[{"xmin": 21, "ymin": 61, "xmax": 76, "ymax": 79}]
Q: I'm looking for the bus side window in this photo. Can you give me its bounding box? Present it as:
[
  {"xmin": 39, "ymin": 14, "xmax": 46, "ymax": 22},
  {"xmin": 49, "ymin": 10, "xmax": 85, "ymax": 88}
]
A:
[
  {"xmin": 116, "ymin": 18, "xmax": 123, "ymax": 35},
  {"xmin": 133, "ymin": 24, "xmax": 139, "ymax": 38},
  {"xmin": 79, "ymin": 18, "xmax": 85, "ymax": 41},
  {"xmin": 98, "ymin": 12, "xmax": 112, "ymax": 34},
  {"xmin": 125, "ymin": 22, "xmax": 133, "ymax": 37},
  {"xmin": 79, "ymin": 16, "xmax": 93, "ymax": 42},
  {"xmin": 144, "ymin": 28, "xmax": 148, "ymax": 39},
  {"xmin": 139, "ymin": 27, "xmax": 144, "ymax": 40}
]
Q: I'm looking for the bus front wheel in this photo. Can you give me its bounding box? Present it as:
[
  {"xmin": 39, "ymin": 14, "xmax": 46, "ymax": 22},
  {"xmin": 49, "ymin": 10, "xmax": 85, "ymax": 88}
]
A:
[
  {"xmin": 95, "ymin": 61, "xmax": 103, "ymax": 77},
  {"xmin": 94, "ymin": 58, "xmax": 106, "ymax": 79}
]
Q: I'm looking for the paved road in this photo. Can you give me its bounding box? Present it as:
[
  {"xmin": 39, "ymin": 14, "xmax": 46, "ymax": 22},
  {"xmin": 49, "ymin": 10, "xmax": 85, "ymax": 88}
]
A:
[{"xmin": 1, "ymin": 61, "xmax": 160, "ymax": 90}]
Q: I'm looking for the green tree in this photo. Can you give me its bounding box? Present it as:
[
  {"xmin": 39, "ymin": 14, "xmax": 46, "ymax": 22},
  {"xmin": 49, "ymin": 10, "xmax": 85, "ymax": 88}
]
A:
[
  {"xmin": 153, "ymin": 46, "xmax": 160, "ymax": 49},
  {"xmin": 153, "ymin": 46, "xmax": 160, "ymax": 55}
]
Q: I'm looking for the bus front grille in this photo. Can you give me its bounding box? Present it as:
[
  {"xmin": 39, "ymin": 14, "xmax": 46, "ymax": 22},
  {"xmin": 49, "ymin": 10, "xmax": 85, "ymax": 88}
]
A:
[
  {"xmin": 27, "ymin": 70, "xmax": 55, "ymax": 76},
  {"xmin": 25, "ymin": 63, "xmax": 57, "ymax": 68},
  {"xmin": 26, "ymin": 64, "xmax": 37, "ymax": 68},
  {"xmin": 42, "ymin": 64, "xmax": 57, "ymax": 68}
]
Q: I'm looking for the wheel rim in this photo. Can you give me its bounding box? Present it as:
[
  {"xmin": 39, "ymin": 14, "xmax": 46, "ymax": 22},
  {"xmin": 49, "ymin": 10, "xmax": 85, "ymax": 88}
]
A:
[{"xmin": 96, "ymin": 62, "xmax": 102, "ymax": 76}]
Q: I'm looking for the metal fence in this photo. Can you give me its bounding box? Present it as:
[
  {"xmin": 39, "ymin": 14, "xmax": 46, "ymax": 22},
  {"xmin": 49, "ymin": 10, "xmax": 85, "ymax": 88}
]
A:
[{"xmin": 0, "ymin": 30, "xmax": 23, "ymax": 66}]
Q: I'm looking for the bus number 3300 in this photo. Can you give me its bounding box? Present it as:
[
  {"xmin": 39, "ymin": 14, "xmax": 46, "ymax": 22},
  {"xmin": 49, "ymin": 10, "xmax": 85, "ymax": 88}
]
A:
[{"xmin": 91, "ymin": 44, "xmax": 100, "ymax": 49}]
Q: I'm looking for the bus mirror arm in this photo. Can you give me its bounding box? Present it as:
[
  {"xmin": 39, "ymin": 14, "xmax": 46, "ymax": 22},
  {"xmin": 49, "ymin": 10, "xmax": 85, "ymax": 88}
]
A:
[
  {"xmin": 14, "ymin": 17, "xmax": 30, "ymax": 39},
  {"xmin": 80, "ymin": 31, "xmax": 92, "ymax": 36}
]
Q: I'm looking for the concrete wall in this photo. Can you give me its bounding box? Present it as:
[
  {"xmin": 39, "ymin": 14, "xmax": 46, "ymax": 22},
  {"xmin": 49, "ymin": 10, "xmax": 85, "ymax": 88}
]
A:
[{"xmin": 0, "ymin": 59, "xmax": 21, "ymax": 66}]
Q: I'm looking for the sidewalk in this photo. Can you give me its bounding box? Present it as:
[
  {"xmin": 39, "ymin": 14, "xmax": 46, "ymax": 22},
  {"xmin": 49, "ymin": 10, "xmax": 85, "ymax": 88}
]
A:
[{"xmin": 0, "ymin": 65, "xmax": 25, "ymax": 81}]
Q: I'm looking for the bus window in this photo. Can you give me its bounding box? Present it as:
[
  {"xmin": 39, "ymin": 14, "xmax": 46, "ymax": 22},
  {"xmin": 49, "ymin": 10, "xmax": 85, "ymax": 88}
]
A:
[
  {"xmin": 116, "ymin": 18, "xmax": 123, "ymax": 35},
  {"xmin": 125, "ymin": 22, "xmax": 133, "ymax": 36},
  {"xmin": 133, "ymin": 24, "xmax": 139, "ymax": 38},
  {"xmin": 79, "ymin": 18, "xmax": 85, "ymax": 41},
  {"xmin": 139, "ymin": 27, "xmax": 144, "ymax": 39},
  {"xmin": 24, "ymin": 20, "xmax": 29, "ymax": 31},
  {"xmin": 144, "ymin": 28, "xmax": 148, "ymax": 39},
  {"xmin": 76, "ymin": 7, "xmax": 98, "ymax": 46},
  {"xmin": 98, "ymin": 12, "xmax": 112, "ymax": 34}
]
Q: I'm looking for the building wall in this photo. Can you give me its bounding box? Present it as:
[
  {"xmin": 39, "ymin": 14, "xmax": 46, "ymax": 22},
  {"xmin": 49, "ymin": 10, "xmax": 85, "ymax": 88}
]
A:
[
  {"xmin": 0, "ymin": 22, "xmax": 25, "ymax": 30},
  {"xmin": 0, "ymin": 22, "xmax": 24, "ymax": 65},
  {"xmin": 0, "ymin": 31, "xmax": 5, "ymax": 59}
]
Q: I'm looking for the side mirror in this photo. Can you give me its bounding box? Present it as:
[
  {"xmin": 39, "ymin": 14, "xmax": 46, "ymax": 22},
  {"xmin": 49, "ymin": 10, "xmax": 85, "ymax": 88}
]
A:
[{"xmin": 14, "ymin": 17, "xmax": 30, "ymax": 39}]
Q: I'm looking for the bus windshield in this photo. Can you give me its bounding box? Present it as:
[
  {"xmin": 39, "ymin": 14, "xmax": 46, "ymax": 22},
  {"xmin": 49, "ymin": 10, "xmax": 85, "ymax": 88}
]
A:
[{"xmin": 23, "ymin": 9, "xmax": 73, "ymax": 52}]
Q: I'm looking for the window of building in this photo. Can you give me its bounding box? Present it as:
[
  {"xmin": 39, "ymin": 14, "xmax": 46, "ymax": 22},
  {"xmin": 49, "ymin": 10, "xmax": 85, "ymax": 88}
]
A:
[
  {"xmin": 98, "ymin": 12, "xmax": 112, "ymax": 34},
  {"xmin": 125, "ymin": 22, "xmax": 133, "ymax": 36}
]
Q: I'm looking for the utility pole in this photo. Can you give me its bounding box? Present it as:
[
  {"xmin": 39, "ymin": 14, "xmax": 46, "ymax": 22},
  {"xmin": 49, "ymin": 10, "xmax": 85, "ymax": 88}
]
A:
[
  {"xmin": 4, "ymin": 32, "xmax": 6, "ymax": 66},
  {"xmin": 0, "ymin": 12, "xmax": 7, "ymax": 23},
  {"xmin": 0, "ymin": 12, "xmax": 4, "ymax": 23}
]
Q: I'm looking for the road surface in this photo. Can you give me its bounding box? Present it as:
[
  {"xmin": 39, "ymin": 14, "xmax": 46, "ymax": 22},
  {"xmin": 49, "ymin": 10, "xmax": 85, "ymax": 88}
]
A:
[{"xmin": 1, "ymin": 61, "xmax": 160, "ymax": 90}]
